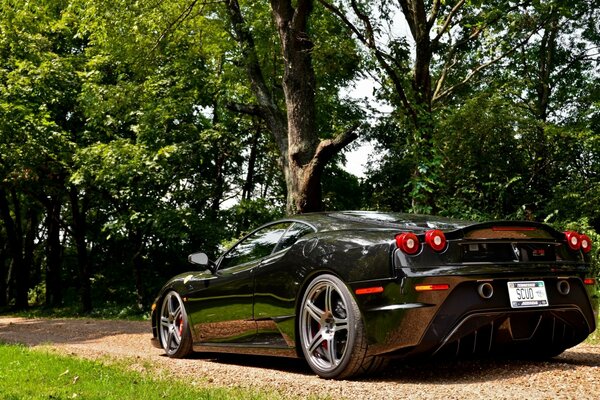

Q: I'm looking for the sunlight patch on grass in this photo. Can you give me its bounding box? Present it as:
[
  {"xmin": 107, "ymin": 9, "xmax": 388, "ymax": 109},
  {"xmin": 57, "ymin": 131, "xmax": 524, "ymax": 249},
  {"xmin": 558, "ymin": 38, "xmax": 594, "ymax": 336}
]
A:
[{"xmin": 0, "ymin": 344, "xmax": 284, "ymax": 400}]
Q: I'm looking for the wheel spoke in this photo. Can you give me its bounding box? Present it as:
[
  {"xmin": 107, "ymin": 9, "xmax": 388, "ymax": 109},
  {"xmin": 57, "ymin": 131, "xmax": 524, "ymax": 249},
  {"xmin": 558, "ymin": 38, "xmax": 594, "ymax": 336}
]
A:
[
  {"xmin": 173, "ymin": 305, "xmax": 181, "ymax": 319},
  {"xmin": 168, "ymin": 295, "xmax": 177, "ymax": 315},
  {"xmin": 307, "ymin": 330, "xmax": 325, "ymax": 354},
  {"xmin": 324, "ymin": 285, "xmax": 334, "ymax": 314},
  {"xmin": 324, "ymin": 336, "xmax": 338, "ymax": 366},
  {"xmin": 167, "ymin": 328, "xmax": 175, "ymax": 350},
  {"xmin": 333, "ymin": 317, "xmax": 348, "ymax": 332},
  {"xmin": 173, "ymin": 327, "xmax": 181, "ymax": 345},
  {"xmin": 305, "ymin": 300, "xmax": 324, "ymax": 322},
  {"xmin": 160, "ymin": 316, "xmax": 170, "ymax": 329}
]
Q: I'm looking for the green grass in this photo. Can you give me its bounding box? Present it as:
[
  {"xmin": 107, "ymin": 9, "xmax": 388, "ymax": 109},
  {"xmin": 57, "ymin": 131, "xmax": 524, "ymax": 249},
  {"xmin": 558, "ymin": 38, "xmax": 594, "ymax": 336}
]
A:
[
  {"xmin": 588, "ymin": 330, "xmax": 600, "ymax": 344},
  {"xmin": 0, "ymin": 344, "xmax": 283, "ymax": 400}
]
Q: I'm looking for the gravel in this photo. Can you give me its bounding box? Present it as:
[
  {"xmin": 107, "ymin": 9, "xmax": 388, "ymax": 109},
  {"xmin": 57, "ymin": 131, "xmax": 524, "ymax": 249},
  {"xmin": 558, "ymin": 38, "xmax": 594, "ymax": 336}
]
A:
[{"xmin": 1, "ymin": 316, "xmax": 598, "ymax": 399}]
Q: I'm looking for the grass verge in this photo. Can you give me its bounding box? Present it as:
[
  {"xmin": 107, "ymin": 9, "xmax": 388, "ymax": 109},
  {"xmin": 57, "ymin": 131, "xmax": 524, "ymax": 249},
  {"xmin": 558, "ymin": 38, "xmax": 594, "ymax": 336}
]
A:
[
  {"xmin": 0, "ymin": 343, "xmax": 282, "ymax": 400},
  {"xmin": 0, "ymin": 304, "xmax": 148, "ymax": 321},
  {"xmin": 587, "ymin": 319, "xmax": 600, "ymax": 345}
]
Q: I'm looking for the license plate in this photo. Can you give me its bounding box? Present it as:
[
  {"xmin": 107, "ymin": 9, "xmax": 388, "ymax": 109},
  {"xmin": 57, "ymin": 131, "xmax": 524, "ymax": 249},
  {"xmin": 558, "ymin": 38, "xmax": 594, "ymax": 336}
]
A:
[{"xmin": 507, "ymin": 281, "xmax": 548, "ymax": 308}]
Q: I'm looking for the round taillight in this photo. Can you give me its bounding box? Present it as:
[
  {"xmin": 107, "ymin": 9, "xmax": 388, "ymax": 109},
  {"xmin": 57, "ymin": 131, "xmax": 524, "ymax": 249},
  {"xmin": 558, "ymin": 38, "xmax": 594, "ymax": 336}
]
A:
[
  {"xmin": 564, "ymin": 231, "xmax": 581, "ymax": 251},
  {"xmin": 396, "ymin": 232, "xmax": 420, "ymax": 255},
  {"xmin": 425, "ymin": 229, "xmax": 447, "ymax": 252},
  {"xmin": 580, "ymin": 234, "xmax": 592, "ymax": 254}
]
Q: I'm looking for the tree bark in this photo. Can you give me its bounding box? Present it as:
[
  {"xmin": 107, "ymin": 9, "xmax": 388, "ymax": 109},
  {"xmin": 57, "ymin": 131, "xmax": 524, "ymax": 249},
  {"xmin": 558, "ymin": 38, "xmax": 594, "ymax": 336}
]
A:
[
  {"xmin": 0, "ymin": 188, "xmax": 28, "ymax": 309},
  {"xmin": 129, "ymin": 229, "xmax": 146, "ymax": 311},
  {"xmin": 69, "ymin": 187, "xmax": 92, "ymax": 313},
  {"xmin": 45, "ymin": 195, "xmax": 63, "ymax": 308},
  {"xmin": 225, "ymin": 0, "xmax": 357, "ymax": 213},
  {"xmin": 271, "ymin": 0, "xmax": 320, "ymax": 212},
  {"xmin": 242, "ymin": 126, "xmax": 261, "ymax": 201},
  {"xmin": 0, "ymin": 242, "xmax": 6, "ymax": 307}
]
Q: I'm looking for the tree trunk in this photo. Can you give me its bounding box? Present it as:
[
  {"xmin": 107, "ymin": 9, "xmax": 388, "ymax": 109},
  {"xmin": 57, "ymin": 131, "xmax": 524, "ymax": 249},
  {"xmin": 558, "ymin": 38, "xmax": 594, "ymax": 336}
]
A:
[
  {"xmin": 0, "ymin": 242, "xmax": 7, "ymax": 307},
  {"xmin": 210, "ymin": 151, "xmax": 227, "ymax": 214},
  {"xmin": 23, "ymin": 208, "xmax": 38, "ymax": 303},
  {"xmin": 129, "ymin": 229, "xmax": 146, "ymax": 310},
  {"xmin": 69, "ymin": 187, "xmax": 92, "ymax": 313},
  {"xmin": 226, "ymin": 0, "xmax": 357, "ymax": 213},
  {"xmin": 524, "ymin": 12, "xmax": 559, "ymax": 218},
  {"xmin": 45, "ymin": 196, "xmax": 63, "ymax": 308},
  {"xmin": 242, "ymin": 126, "xmax": 261, "ymax": 201},
  {"xmin": 399, "ymin": 0, "xmax": 437, "ymax": 213},
  {"xmin": 399, "ymin": 0, "xmax": 432, "ymax": 108},
  {"xmin": 0, "ymin": 188, "xmax": 28, "ymax": 309},
  {"xmin": 271, "ymin": 0, "xmax": 320, "ymax": 212}
]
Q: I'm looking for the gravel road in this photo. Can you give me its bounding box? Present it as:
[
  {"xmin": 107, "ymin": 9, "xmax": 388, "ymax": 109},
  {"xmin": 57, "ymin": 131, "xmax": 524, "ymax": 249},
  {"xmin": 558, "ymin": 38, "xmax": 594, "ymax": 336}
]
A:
[{"xmin": 1, "ymin": 316, "xmax": 598, "ymax": 399}]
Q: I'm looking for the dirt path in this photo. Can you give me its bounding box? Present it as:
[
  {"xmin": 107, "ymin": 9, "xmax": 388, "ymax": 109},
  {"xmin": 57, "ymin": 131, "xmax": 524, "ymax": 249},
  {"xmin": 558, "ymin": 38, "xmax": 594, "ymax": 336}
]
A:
[{"xmin": 1, "ymin": 316, "xmax": 598, "ymax": 399}]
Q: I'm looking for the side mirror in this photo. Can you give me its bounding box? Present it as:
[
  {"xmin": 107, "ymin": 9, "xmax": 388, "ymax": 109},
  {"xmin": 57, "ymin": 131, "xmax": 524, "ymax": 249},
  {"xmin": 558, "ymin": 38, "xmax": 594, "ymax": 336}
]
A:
[{"xmin": 188, "ymin": 252, "xmax": 210, "ymax": 267}]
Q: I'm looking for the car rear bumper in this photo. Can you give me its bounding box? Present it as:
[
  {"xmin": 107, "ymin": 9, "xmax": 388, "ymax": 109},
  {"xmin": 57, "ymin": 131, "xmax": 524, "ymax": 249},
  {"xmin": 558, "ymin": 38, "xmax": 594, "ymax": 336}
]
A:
[{"xmin": 355, "ymin": 274, "xmax": 596, "ymax": 358}]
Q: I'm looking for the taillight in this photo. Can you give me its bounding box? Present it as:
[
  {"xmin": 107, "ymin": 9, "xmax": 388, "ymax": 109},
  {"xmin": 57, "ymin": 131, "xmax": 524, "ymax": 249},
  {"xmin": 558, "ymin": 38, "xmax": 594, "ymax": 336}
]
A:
[
  {"xmin": 584, "ymin": 278, "xmax": 596, "ymax": 285},
  {"xmin": 580, "ymin": 234, "xmax": 592, "ymax": 254},
  {"xmin": 396, "ymin": 232, "xmax": 420, "ymax": 255},
  {"xmin": 425, "ymin": 229, "xmax": 447, "ymax": 252},
  {"xmin": 564, "ymin": 231, "xmax": 581, "ymax": 251}
]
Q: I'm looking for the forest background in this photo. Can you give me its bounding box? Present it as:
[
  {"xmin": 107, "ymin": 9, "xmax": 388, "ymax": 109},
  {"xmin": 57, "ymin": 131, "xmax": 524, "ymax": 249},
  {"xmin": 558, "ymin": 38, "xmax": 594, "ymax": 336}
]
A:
[{"xmin": 0, "ymin": 0, "xmax": 598, "ymax": 315}]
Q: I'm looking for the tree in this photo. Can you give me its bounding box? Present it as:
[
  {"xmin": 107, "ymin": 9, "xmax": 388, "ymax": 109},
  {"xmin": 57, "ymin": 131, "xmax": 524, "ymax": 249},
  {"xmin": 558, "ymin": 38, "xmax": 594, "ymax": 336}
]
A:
[
  {"xmin": 320, "ymin": 0, "xmax": 543, "ymax": 212},
  {"xmin": 224, "ymin": 0, "xmax": 361, "ymax": 213},
  {"xmin": 0, "ymin": 0, "xmax": 85, "ymax": 308}
]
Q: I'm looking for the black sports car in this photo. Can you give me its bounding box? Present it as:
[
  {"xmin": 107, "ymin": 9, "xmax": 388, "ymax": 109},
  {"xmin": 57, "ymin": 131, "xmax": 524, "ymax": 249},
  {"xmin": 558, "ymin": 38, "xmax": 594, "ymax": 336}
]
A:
[{"xmin": 150, "ymin": 211, "xmax": 598, "ymax": 379}]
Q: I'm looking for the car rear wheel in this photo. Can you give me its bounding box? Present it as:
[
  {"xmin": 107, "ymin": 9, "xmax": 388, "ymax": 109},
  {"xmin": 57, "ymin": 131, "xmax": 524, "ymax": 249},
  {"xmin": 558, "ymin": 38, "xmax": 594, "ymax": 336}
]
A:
[
  {"xmin": 299, "ymin": 274, "xmax": 385, "ymax": 379},
  {"xmin": 159, "ymin": 291, "xmax": 193, "ymax": 358}
]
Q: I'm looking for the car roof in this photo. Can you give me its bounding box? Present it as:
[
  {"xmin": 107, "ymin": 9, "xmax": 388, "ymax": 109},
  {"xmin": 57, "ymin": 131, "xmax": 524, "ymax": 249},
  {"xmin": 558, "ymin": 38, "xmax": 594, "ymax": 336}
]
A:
[{"xmin": 287, "ymin": 211, "xmax": 471, "ymax": 233}]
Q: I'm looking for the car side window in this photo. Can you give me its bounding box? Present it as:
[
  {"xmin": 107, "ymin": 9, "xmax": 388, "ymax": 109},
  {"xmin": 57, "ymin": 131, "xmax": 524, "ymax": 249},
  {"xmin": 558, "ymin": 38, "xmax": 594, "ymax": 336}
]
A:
[
  {"xmin": 273, "ymin": 222, "xmax": 315, "ymax": 253},
  {"xmin": 219, "ymin": 223, "xmax": 291, "ymax": 270}
]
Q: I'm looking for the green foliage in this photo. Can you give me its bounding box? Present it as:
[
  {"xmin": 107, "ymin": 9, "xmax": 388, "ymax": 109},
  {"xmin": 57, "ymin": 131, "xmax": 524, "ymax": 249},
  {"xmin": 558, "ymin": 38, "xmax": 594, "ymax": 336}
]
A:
[
  {"xmin": 0, "ymin": 0, "xmax": 599, "ymax": 314},
  {"xmin": 552, "ymin": 218, "xmax": 600, "ymax": 278},
  {"xmin": 434, "ymin": 92, "xmax": 531, "ymax": 219},
  {"xmin": 0, "ymin": 344, "xmax": 286, "ymax": 399},
  {"xmin": 322, "ymin": 164, "xmax": 363, "ymax": 211},
  {"xmin": 223, "ymin": 198, "xmax": 285, "ymax": 241}
]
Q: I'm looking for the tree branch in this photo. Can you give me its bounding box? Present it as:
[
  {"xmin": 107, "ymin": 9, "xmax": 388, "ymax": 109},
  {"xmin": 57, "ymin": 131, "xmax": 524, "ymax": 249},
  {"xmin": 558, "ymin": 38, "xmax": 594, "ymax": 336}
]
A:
[
  {"xmin": 149, "ymin": 0, "xmax": 201, "ymax": 54},
  {"xmin": 318, "ymin": 0, "xmax": 367, "ymax": 43},
  {"xmin": 432, "ymin": 1, "xmax": 538, "ymax": 103},
  {"xmin": 433, "ymin": 27, "xmax": 539, "ymax": 103},
  {"xmin": 431, "ymin": 0, "xmax": 466, "ymax": 46},
  {"xmin": 427, "ymin": 0, "xmax": 442, "ymax": 31},
  {"xmin": 311, "ymin": 123, "xmax": 360, "ymax": 168},
  {"xmin": 225, "ymin": 0, "xmax": 288, "ymax": 155},
  {"xmin": 319, "ymin": 0, "xmax": 417, "ymax": 124},
  {"xmin": 292, "ymin": 0, "xmax": 313, "ymax": 31}
]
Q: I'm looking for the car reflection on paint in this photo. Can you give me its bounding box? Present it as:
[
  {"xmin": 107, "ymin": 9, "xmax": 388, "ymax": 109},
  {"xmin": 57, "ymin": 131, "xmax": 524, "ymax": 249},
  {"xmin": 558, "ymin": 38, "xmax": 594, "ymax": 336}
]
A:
[{"xmin": 150, "ymin": 211, "xmax": 598, "ymax": 379}]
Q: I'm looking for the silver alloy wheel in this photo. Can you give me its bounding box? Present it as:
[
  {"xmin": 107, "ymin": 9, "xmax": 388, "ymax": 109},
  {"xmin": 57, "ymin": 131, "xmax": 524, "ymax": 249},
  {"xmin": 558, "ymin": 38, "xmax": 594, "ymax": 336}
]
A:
[
  {"xmin": 300, "ymin": 275, "xmax": 354, "ymax": 376},
  {"xmin": 159, "ymin": 291, "xmax": 187, "ymax": 356}
]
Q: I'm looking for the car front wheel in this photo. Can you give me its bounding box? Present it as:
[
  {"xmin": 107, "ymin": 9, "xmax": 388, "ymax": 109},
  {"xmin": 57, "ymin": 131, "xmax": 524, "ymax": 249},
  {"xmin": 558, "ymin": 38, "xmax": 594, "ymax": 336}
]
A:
[{"xmin": 159, "ymin": 291, "xmax": 193, "ymax": 358}]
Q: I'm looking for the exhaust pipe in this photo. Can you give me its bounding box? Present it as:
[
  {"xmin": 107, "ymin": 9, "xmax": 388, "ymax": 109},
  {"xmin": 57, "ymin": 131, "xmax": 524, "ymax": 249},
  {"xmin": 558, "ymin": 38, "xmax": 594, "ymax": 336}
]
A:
[
  {"xmin": 557, "ymin": 280, "xmax": 570, "ymax": 295},
  {"xmin": 478, "ymin": 282, "xmax": 494, "ymax": 299}
]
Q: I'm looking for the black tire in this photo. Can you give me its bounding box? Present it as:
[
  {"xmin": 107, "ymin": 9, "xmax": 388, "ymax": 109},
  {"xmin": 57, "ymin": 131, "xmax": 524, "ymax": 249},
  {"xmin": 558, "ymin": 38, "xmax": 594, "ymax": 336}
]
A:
[
  {"xmin": 298, "ymin": 274, "xmax": 385, "ymax": 379},
  {"xmin": 158, "ymin": 291, "xmax": 193, "ymax": 358}
]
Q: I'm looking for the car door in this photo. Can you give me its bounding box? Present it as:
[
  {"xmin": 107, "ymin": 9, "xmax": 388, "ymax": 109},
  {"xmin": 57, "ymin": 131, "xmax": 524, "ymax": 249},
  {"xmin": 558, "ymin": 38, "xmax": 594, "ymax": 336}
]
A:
[
  {"xmin": 253, "ymin": 222, "xmax": 316, "ymax": 345},
  {"xmin": 185, "ymin": 222, "xmax": 292, "ymax": 344}
]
